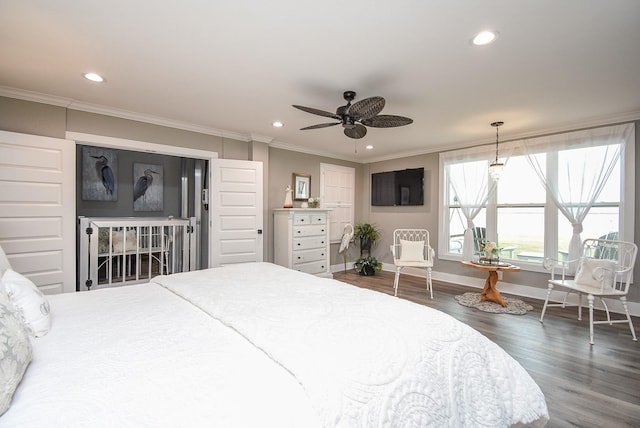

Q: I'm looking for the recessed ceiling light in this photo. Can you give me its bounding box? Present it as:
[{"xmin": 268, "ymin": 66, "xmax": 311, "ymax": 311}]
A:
[
  {"xmin": 472, "ymin": 30, "xmax": 498, "ymax": 46},
  {"xmin": 272, "ymin": 121, "xmax": 284, "ymax": 128},
  {"xmin": 84, "ymin": 72, "xmax": 105, "ymax": 82},
  {"xmin": 365, "ymin": 145, "xmax": 374, "ymax": 150}
]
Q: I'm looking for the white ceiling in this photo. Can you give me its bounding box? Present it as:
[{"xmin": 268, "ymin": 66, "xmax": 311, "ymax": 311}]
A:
[{"xmin": 1, "ymin": 1, "xmax": 639, "ymax": 162}]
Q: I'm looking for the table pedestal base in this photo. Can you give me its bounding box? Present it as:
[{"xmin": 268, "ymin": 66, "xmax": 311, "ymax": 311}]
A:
[{"xmin": 480, "ymin": 271, "xmax": 507, "ymax": 307}]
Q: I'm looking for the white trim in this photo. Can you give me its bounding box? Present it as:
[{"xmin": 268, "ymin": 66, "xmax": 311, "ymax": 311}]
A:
[
  {"xmin": 360, "ymin": 114, "xmax": 640, "ymax": 163},
  {"xmin": 438, "ymin": 123, "xmax": 635, "ymax": 266},
  {"xmin": 269, "ymin": 140, "xmax": 361, "ymax": 163},
  {"xmin": 66, "ymin": 132, "xmax": 219, "ymax": 160},
  {"xmin": 363, "ymin": 263, "xmax": 640, "ymax": 317},
  {"xmin": 66, "ymin": 132, "xmax": 220, "ymax": 269},
  {"xmin": 4, "ymin": 86, "xmax": 639, "ymax": 164}
]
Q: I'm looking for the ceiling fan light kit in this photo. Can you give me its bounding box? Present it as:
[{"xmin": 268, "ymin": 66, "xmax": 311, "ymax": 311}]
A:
[{"xmin": 293, "ymin": 91, "xmax": 413, "ymax": 139}]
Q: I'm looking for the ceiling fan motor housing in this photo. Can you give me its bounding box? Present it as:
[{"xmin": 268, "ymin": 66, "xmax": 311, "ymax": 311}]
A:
[{"xmin": 343, "ymin": 91, "xmax": 356, "ymax": 102}]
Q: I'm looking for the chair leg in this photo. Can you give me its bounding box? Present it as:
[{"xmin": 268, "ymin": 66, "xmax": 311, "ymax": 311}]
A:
[
  {"xmin": 426, "ymin": 267, "xmax": 433, "ymax": 299},
  {"xmin": 394, "ymin": 267, "xmax": 401, "ymax": 297},
  {"xmin": 539, "ymin": 284, "xmax": 553, "ymax": 323},
  {"xmin": 576, "ymin": 294, "xmax": 583, "ymax": 321},
  {"xmin": 620, "ymin": 296, "xmax": 638, "ymax": 341},
  {"xmin": 588, "ymin": 294, "xmax": 595, "ymax": 345}
]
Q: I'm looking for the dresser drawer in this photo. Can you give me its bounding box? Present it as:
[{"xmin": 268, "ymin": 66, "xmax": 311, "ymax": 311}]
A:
[
  {"xmin": 294, "ymin": 260, "xmax": 328, "ymax": 275},
  {"xmin": 293, "ymin": 248, "xmax": 327, "ymax": 264},
  {"xmin": 293, "ymin": 236, "xmax": 327, "ymax": 251},
  {"xmin": 310, "ymin": 213, "xmax": 327, "ymax": 224},
  {"xmin": 293, "ymin": 224, "xmax": 327, "ymax": 237},
  {"xmin": 293, "ymin": 214, "xmax": 311, "ymax": 225}
]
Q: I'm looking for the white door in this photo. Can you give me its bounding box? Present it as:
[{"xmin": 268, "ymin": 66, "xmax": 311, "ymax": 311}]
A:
[
  {"xmin": 0, "ymin": 130, "xmax": 75, "ymax": 293},
  {"xmin": 320, "ymin": 163, "xmax": 355, "ymax": 242},
  {"xmin": 210, "ymin": 159, "xmax": 263, "ymax": 266}
]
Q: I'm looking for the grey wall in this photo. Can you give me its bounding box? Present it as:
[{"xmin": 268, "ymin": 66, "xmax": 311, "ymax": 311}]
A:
[
  {"xmin": 76, "ymin": 145, "xmax": 183, "ymax": 218},
  {"xmin": 362, "ymin": 120, "xmax": 640, "ymax": 301},
  {"xmin": 267, "ymin": 147, "xmax": 362, "ymax": 265},
  {"xmin": 1, "ymin": 95, "xmax": 638, "ymax": 301}
]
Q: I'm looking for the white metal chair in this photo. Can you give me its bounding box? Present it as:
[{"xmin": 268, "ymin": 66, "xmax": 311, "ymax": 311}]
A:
[
  {"xmin": 150, "ymin": 233, "xmax": 172, "ymax": 275},
  {"xmin": 390, "ymin": 229, "xmax": 435, "ymax": 298},
  {"xmin": 540, "ymin": 238, "xmax": 638, "ymax": 345},
  {"xmin": 471, "ymin": 226, "xmax": 487, "ymax": 255}
]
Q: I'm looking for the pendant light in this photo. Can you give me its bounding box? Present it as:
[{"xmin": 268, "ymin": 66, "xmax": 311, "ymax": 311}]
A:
[{"xmin": 489, "ymin": 121, "xmax": 504, "ymax": 181}]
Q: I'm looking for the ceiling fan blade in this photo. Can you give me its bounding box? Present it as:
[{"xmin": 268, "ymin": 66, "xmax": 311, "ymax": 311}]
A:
[
  {"xmin": 361, "ymin": 115, "xmax": 413, "ymax": 128},
  {"xmin": 300, "ymin": 122, "xmax": 340, "ymax": 130},
  {"xmin": 344, "ymin": 124, "xmax": 367, "ymax": 139},
  {"xmin": 348, "ymin": 96, "xmax": 385, "ymax": 120},
  {"xmin": 293, "ymin": 105, "xmax": 340, "ymax": 120}
]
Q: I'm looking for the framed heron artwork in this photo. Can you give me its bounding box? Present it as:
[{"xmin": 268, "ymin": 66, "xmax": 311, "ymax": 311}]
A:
[
  {"xmin": 82, "ymin": 146, "xmax": 118, "ymax": 201},
  {"xmin": 133, "ymin": 162, "xmax": 163, "ymax": 212}
]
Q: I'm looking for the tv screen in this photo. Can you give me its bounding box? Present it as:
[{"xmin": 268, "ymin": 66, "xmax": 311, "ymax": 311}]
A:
[{"xmin": 371, "ymin": 168, "xmax": 424, "ymax": 206}]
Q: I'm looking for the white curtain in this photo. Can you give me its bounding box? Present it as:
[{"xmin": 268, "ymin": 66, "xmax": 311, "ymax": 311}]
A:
[
  {"xmin": 446, "ymin": 161, "xmax": 497, "ymax": 261},
  {"xmin": 522, "ymin": 124, "xmax": 631, "ymax": 267}
]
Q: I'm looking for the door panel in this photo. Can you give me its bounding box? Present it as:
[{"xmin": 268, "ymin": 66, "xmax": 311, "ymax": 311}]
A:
[
  {"xmin": 0, "ymin": 131, "xmax": 75, "ymax": 293},
  {"xmin": 210, "ymin": 159, "xmax": 263, "ymax": 266}
]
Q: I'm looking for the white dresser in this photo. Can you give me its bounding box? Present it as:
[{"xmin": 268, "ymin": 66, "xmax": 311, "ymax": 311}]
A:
[{"xmin": 273, "ymin": 209, "xmax": 332, "ymax": 277}]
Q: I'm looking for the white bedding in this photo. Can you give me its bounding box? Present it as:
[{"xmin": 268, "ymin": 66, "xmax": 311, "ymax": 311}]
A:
[
  {"xmin": 152, "ymin": 262, "xmax": 548, "ymax": 427},
  {"xmin": 1, "ymin": 282, "xmax": 322, "ymax": 427},
  {"xmin": 3, "ymin": 262, "xmax": 548, "ymax": 427}
]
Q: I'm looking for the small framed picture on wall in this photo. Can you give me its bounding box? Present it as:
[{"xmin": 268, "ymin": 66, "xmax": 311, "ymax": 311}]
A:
[
  {"xmin": 82, "ymin": 146, "xmax": 118, "ymax": 201},
  {"xmin": 293, "ymin": 173, "xmax": 310, "ymax": 200},
  {"xmin": 133, "ymin": 163, "xmax": 163, "ymax": 211}
]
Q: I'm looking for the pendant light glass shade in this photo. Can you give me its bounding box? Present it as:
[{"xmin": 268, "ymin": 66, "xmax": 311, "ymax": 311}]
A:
[{"xmin": 489, "ymin": 121, "xmax": 504, "ymax": 181}]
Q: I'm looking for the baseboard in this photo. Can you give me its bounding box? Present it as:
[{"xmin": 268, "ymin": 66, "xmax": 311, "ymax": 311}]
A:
[{"xmin": 331, "ymin": 262, "xmax": 640, "ymax": 317}]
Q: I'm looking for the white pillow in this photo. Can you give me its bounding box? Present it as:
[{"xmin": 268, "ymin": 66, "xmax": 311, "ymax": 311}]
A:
[
  {"xmin": 0, "ymin": 290, "xmax": 33, "ymax": 416},
  {"xmin": 2, "ymin": 269, "xmax": 51, "ymax": 337},
  {"xmin": 399, "ymin": 239, "xmax": 425, "ymax": 261},
  {"xmin": 112, "ymin": 229, "xmax": 137, "ymax": 253},
  {"xmin": 574, "ymin": 258, "xmax": 615, "ymax": 288}
]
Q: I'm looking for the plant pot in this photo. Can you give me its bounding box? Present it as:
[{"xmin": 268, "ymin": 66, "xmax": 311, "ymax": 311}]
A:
[{"xmin": 360, "ymin": 264, "xmax": 376, "ymax": 276}]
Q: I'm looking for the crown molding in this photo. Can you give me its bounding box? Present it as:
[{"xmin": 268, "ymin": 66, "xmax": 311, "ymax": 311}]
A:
[
  {"xmin": 0, "ymin": 86, "xmax": 250, "ymax": 142},
  {"xmin": 0, "ymin": 86, "xmax": 74, "ymax": 107},
  {"xmin": 3, "ymin": 86, "xmax": 638, "ymax": 165},
  {"xmin": 269, "ymin": 140, "xmax": 362, "ymax": 163},
  {"xmin": 364, "ymin": 110, "xmax": 640, "ymax": 163}
]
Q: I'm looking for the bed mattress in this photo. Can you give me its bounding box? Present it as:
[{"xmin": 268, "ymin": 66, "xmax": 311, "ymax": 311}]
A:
[
  {"xmin": 3, "ymin": 262, "xmax": 548, "ymax": 427},
  {"xmin": 2, "ymin": 282, "xmax": 321, "ymax": 427},
  {"xmin": 152, "ymin": 262, "xmax": 549, "ymax": 427}
]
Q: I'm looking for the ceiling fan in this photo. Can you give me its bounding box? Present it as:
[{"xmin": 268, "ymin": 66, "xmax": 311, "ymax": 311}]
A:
[{"xmin": 292, "ymin": 90, "xmax": 413, "ymax": 139}]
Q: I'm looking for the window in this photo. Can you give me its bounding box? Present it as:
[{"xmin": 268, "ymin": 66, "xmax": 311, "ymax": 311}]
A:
[{"xmin": 439, "ymin": 123, "xmax": 634, "ymax": 270}]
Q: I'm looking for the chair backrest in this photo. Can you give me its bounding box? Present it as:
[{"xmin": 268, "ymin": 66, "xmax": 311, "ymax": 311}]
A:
[
  {"xmin": 392, "ymin": 229, "xmax": 432, "ymax": 262},
  {"xmin": 472, "ymin": 227, "xmax": 486, "ymax": 254},
  {"xmin": 576, "ymin": 238, "xmax": 637, "ymax": 293}
]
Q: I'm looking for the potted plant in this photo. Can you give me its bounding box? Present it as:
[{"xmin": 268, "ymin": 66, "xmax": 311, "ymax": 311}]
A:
[
  {"xmin": 353, "ymin": 256, "xmax": 382, "ymax": 276},
  {"xmin": 354, "ymin": 222, "xmax": 380, "ymax": 256},
  {"xmin": 353, "ymin": 223, "xmax": 382, "ymax": 275}
]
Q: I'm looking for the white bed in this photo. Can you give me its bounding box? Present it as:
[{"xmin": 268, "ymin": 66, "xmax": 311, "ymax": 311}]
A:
[{"xmin": 2, "ymin": 262, "xmax": 548, "ymax": 427}]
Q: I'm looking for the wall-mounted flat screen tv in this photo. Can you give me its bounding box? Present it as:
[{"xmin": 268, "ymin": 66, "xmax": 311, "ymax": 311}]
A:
[{"xmin": 371, "ymin": 167, "xmax": 424, "ymax": 206}]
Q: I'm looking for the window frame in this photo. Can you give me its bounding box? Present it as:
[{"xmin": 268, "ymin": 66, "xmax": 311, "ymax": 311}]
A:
[{"xmin": 438, "ymin": 123, "xmax": 635, "ymax": 272}]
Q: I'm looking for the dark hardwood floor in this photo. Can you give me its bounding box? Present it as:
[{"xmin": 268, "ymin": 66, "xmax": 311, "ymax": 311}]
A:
[{"xmin": 332, "ymin": 270, "xmax": 640, "ymax": 428}]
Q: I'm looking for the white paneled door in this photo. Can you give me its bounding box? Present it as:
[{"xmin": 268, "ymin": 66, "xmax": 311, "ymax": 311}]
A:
[
  {"xmin": 210, "ymin": 159, "xmax": 264, "ymax": 266},
  {"xmin": 0, "ymin": 130, "xmax": 75, "ymax": 293},
  {"xmin": 320, "ymin": 163, "xmax": 355, "ymax": 243}
]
